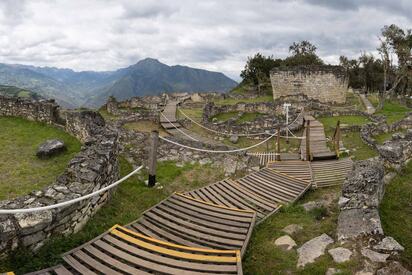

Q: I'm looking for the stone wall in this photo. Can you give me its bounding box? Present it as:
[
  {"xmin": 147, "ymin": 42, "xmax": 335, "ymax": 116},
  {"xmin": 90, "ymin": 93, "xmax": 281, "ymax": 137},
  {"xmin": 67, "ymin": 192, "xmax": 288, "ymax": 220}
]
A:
[
  {"xmin": 105, "ymin": 96, "xmax": 160, "ymax": 122},
  {"xmin": 270, "ymin": 65, "xmax": 348, "ymax": 104},
  {"xmin": 0, "ymin": 95, "xmax": 60, "ymax": 124},
  {"xmin": 0, "ymin": 105, "xmax": 120, "ymax": 256}
]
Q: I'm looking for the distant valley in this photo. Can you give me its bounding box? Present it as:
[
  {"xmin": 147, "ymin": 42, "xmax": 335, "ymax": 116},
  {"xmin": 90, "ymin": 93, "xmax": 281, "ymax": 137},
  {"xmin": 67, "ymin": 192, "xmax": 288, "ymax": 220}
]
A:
[{"xmin": 0, "ymin": 58, "xmax": 237, "ymax": 108}]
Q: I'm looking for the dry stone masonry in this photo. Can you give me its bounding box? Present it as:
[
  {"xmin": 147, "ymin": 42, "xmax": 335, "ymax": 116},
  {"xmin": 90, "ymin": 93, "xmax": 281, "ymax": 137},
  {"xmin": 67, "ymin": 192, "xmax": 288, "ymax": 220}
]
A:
[
  {"xmin": 0, "ymin": 96, "xmax": 120, "ymax": 257},
  {"xmin": 0, "ymin": 95, "xmax": 60, "ymax": 124},
  {"xmin": 270, "ymin": 65, "xmax": 348, "ymax": 104}
]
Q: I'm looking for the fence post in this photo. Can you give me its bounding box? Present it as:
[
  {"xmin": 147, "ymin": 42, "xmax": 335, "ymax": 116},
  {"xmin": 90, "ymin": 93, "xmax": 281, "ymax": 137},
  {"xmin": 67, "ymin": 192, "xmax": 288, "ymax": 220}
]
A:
[
  {"xmin": 306, "ymin": 120, "xmax": 311, "ymax": 161},
  {"xmin": 335, "ymin": 120, "xmax": 341, "ymax": 157},
  {"xmin": 276, "ymin": 126, "xmax": 281, "ymax": 161},
  {"xmin": 148, "ymin": 130, "xmax": 159, "ymax": 187}
]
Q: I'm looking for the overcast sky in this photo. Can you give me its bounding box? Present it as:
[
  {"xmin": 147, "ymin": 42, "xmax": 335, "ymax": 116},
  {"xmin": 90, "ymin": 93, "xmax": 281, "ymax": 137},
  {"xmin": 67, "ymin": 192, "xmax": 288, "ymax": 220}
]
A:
[{"xmin": 0, "ymin": 0, "xmax": 410, "ymax": 80}]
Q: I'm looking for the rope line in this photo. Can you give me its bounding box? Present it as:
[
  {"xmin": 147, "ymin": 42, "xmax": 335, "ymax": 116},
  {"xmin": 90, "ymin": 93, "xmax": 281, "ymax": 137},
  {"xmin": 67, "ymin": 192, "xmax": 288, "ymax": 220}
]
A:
[
  {"xmin": 178, "ymin": 108, "xmax": 270, "ymax": 137},
  {"xmin": 0, "ymin": 166, "xmax": 144, "ymax": 214},
  {"xmin": 178, "ymin": 108, "xmax": 303, "ymax": 138},
  {"xmin": 159, "ymin": 132, "xmax": 278, "ymax": 153},
  {"xmin": 160, "ymin": 112, "xmax": 199, "ymax": 141}
]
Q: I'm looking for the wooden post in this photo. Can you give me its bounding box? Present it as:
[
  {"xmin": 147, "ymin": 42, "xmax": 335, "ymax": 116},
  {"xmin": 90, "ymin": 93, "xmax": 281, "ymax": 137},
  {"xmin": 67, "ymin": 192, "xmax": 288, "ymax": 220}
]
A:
[
  {"xmin": 305, "ymin": 120, "xmax": 311, "ymax": 161},
  {"xmin": 148, "ymin": 130, "xmax": 159, "ymax": 187},
  {"xmin": 336, "ymin": 120, "xmax": 341, "ymax": 157},
  {"xmin": 276, "ymin": 126, "xmax": 281, "ymax": 161}
]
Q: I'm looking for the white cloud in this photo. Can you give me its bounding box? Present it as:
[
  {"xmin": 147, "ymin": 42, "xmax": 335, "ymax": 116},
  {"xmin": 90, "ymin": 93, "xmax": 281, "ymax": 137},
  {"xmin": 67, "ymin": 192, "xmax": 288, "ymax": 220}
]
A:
[{"xmin": 0, "ymin": 0, "xmax": 410, "ymax": 80}]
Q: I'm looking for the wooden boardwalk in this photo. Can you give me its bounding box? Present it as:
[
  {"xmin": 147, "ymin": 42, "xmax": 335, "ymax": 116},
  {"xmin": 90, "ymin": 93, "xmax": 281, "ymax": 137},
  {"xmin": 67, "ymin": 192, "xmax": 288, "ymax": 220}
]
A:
[
  {"xmin": 300, "ymin": 115, "xmax": 337, "ymax": 161},
  {"xmin": 27, "ymin": 114, "xmax": 354, "ymax": 275},
  {"xmin": 267, "ymin": 158, "xmax": 352, "ymax": 188}
]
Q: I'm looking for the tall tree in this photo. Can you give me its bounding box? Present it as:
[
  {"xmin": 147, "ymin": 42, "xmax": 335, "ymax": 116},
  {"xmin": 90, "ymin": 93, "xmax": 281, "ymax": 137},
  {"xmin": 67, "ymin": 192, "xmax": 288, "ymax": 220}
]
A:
[
  {"xmin": 284, "ymin": 40, "xmax": 324, "ymax": 66},
  {"xmin": 381, "ymin": 24, "xmax": 412, "ymax": 94}
]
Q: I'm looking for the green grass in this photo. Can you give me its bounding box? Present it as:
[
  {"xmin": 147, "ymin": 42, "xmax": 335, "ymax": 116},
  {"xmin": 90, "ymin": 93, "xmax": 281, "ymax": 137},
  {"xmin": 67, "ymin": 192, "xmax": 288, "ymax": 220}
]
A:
[
  {"xmin": 210, "ymin": 111, "xmax": 264, "ymax": 124},
  {"xmin": 211, "ymin": 111, "xmax": 239, "ymax": 122},
  {"xmin": 213, "ymin": 95, "xmax": 273, "ymax": 106},
  {"xmin": 373, "ymin": 129, "xmax": 407, "ymax": 145},
  {"xmin": 367, "ymin": 94, "xmax": 380, "ymax": 108},
  {"xmin": 376, "ymin": 100, "xmax": 410, "ymax": 124},
  {"xmin": 243, "ymin": 186, "xmax": 360, "ymax": 275},
  {"xmin": 380, "ymin": 161, "xmax": 412, "ymax": 269},
  {"xmin": 237, "ymin": 112, "xmax": 264, "ymax": 124},
  {"xmin": 318, "ymin": 116, "xmax": 376, "ymax": 160},
  {"xmin": 0, "ymin": 117, "xmax": 81, "ymax": 200},
  {"xmin": 344, "ymin": 92, "xmax": 364, "ymax": 111},
  {"xmin": 176, "ymin": 107, "xmax": 203, "ymax": 120},
  {"xmin": 0, "ymin": 157, "xmax": 225, "ymax": 273},
  {"xmin": 222, "ymin": 131, "xmax": 302, "ymax": 154},
  {"xmin": 98, "ymin": 108, "xmax": 119, "ymax": 121},
  {"xmin": 319, "ymin": 116, "xmax": 370, "ymax": 131}
]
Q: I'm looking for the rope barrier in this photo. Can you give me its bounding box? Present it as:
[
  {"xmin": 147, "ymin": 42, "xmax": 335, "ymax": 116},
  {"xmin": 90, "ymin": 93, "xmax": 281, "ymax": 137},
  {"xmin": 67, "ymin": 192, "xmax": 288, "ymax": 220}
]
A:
[
  {"xmin": 159, "ymin": 132, "xmax": 278, "ymax": 153},
  {"xmin": 178, "ymin": 108, "xmax": 304, "ymax": 138},
  {"xmin": 0, "ymin": 165, "xmax": 144, "ymax": 214},
  {"xmin": 178, "ymin": 108, "xmax": 271, "ymax": 137},
  {"xmin": 160, "ymin": 112, "xmax": 199, "ymax": 141}
]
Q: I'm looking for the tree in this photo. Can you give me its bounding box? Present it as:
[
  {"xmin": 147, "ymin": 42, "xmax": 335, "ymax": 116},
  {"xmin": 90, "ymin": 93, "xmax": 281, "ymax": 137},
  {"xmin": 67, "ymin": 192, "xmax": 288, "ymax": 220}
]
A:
[
  {"xmin": 240, "ymin": 53, "xmax": 282, "ymax": 91},
  {"xmin": 284, "ymin": 40, "xmax": 324, "ymax": 66},
  {"xmin": 381, "ymin": 24, "xmax": 412, "ymax": 95}
]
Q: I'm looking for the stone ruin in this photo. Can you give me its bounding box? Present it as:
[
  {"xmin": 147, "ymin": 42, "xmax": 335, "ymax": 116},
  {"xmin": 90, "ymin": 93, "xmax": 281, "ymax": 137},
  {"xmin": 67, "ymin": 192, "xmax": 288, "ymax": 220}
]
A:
[
  {"xmin": 270, "ymin": 65, "xmax": 348, "ymax": 104},
  {"xmin": 0, "ymin": 96, "xmax": 120, "ymax": 257}
]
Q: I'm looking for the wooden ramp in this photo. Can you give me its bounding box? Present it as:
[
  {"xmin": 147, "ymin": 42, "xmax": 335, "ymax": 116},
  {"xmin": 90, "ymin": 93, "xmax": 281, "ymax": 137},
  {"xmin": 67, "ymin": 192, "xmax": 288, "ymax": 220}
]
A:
[
  {"xmin": 185, "ymin": 179, "xmax": 282, "ymax": 224},
  {"xmin": 300, "ymin": 116, "xmax": 337, "ymax": 161},
  {"xmin": 236, "ymin": 168, "xmax": 311, "ymax": 205},
  {"xmin": 310, "ymin": 158, "xmax": 353, "ymax": 187},
  {"xmin": 247, "ymin": 152, "xmax": 300, "ymax": 166},
  {"xmin": 31, "ymin": 225, "xmax": 243, "ymax": 275},
  {"xmin": 267, "ymin": 160, "xmax": 313, "ymax": 184},
  {"xmin": 126, "ymin": 193, "xmax": 255, "ymax": 256}
]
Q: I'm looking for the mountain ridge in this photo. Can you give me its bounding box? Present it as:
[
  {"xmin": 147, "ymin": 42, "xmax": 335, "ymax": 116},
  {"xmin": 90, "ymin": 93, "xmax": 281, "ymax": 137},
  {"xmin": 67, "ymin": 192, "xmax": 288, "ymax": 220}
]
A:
[{"xmin": 0, "ymin": 58, "xmax": 237, "ymax": 108}]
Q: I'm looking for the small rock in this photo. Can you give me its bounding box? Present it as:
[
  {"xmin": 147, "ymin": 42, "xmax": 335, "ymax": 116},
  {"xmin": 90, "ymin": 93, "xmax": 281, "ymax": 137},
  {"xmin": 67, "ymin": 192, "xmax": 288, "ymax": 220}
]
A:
[
  {"xmin": 355, "ymin": 271, "xmax": 374, "ymax": 275},
  {"xmin": 274, "ymin": 235, "xmax": 296, "ymax": 250},
  {"xmin": 199, "ymin": 158, "xmax": 212, "ymax": 165},
  {"xmin": 383, "ymin": 172, "xmax": 397, "ymax": 185},
  {"xmin": 36, "ymin": 139, "xmax": 66, "ymax": 158},
  {"xmin": 229, "ymin": 135, "xmax": 239, "ymax": 144},
  {"xmin": 373, "ymin": 236, "xmax": 404, "ymax": 252},
  {"xmin": 338, "ymin": 196, "xmax": 350, "ymax": 208},
  {"xmin": 297, "ymin": 233, "xmax": 334, "ymax": 267},
  {"xmin": 376, "ymin": 261, "xmax": 412, "ymax": 275},
  {"xmin": 282, "ymin": 224, "xmax": 303, "ymax": 235},
  {"xmin": 326, "ymin": 268, "xmax": 341, "ymax": 275},
  {"xmin": 328, "ymin": 247, "xmax": 352, "ymax": 263},
  {"xmin": 361, "ymin": 248, "xmax": 390, "ymax": 263}
]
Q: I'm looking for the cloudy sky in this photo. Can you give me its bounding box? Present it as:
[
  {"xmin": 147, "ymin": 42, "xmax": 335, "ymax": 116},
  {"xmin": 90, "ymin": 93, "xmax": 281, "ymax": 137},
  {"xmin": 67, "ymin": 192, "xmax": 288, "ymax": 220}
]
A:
[{"xmin": 0, "ymin": 0, "xmax": 410, "ymax": 80}]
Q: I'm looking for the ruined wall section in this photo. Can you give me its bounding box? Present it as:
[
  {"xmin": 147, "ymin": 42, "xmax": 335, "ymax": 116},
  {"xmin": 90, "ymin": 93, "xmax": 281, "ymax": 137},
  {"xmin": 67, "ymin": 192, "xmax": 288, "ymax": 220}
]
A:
[{"xmin": 270, "ymin": 66, "xmax": 348, "ymax": 104}]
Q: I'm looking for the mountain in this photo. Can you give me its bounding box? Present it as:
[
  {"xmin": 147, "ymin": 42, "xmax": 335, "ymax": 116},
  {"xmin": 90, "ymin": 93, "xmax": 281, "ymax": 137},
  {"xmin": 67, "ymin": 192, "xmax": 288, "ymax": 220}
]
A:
[{"xmin": 0, "ymin": 59, "xmax": 237, "ymax": 108}]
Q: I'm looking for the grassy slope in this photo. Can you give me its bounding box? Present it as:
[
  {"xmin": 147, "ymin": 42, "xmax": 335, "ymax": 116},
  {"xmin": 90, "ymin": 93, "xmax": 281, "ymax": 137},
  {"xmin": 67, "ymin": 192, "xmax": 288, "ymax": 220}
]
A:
[
  {"xmin": 0, "ymin": 117, "xmax": 81, "ymax": 200},
  {"xmin": 0, "ymin": 158, "xmax": 225, "ymax": 273},
  {"xmin": 376, "ymin": 100, "xmax": 410, "ymax": 124},
  {"xmin": 380, "ymin": 161, "xmax": 412, "ymax": 269}
]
